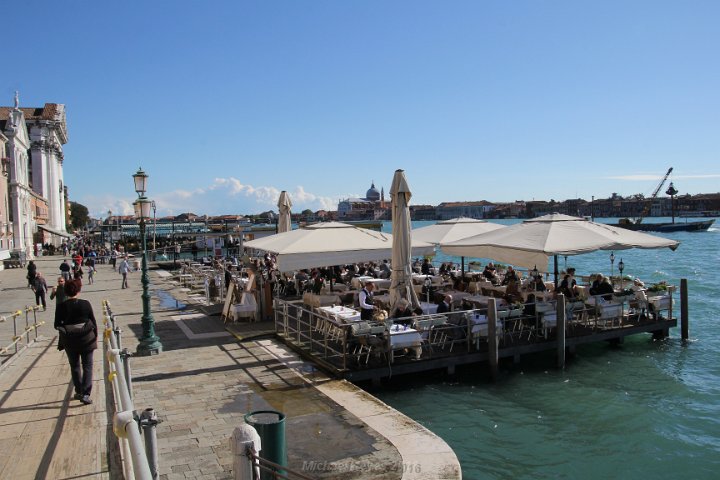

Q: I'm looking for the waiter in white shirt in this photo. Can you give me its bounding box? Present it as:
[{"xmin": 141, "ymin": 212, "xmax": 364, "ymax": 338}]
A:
[{"xmin": 359, "ymin": 282, "xmax": 376, "ymax": 320}]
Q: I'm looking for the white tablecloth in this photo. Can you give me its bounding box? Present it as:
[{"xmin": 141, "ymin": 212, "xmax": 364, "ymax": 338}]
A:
[
  {"xmin": 318, "ymin": 305, "xmax": 362, "ymax": 323},
  {"xmin": 419, "ymin": 302, "xmax": 438, "ymax": 314}
]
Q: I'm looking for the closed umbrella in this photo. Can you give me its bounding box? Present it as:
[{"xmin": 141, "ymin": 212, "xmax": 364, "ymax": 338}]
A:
[
  {"xmin": 389, "ymin": 169, "xmax": 421, "ymax": 313},
  {"xmin": 277, "ymin": 191, "xmax": 292, "ymax": 234}
]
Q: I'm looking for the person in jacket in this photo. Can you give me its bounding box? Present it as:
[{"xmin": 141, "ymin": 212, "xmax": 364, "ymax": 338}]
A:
[
  {"xmin": 54, "ymin": 279, "xmax": 97, "ymax": 405},
  {"xmin": 118, "ymin": 257, "xmax": 130, "ymax": 289},
  {"xmin": 32, "ymin": 272, "xmax": 49, "ymax": 310},
  {"xmin": 50, "ymin": 276, "xmax": 68, "ymax": 310},
  {"xmin": 27, "ymin": 260, "xmax": 37, "ymax": 288}
]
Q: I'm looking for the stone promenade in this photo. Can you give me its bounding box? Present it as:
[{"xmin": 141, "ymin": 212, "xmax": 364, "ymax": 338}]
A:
[{"xmin": 0, "ymin": 256, "xmax": 460, "ymax": 479}]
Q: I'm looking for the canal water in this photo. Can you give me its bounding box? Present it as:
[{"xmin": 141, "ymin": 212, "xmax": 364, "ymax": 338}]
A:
[{"xmin": 372, "ymin": 218, "xmax": 720, "ymax": 479}]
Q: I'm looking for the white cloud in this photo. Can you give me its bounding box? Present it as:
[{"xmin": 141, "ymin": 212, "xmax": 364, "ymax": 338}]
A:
[{"xmin": 82, "ymin": 177, "xmax": 345, "ymax": 218}]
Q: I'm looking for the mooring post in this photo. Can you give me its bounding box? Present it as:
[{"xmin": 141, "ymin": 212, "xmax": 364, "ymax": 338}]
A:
[
  {"xmin": 488, "ymin": 298, "xmax": 499, "ymax": 381},
  {"xmin": 680, "ymin": 279, "xmax": 689, "ymax": 341},
  {"xmin": 556, "ymin": 294, "xmax": 566, "ymax": 369},
  {"xmin": 230, "ymin": 424, "xmax": 262, "ymax": 480}
]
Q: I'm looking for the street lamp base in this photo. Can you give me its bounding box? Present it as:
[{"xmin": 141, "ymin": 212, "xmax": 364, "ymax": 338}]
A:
[{"xmin": 136, "ymin": 338, "xmax": 163, "ymax": 356}]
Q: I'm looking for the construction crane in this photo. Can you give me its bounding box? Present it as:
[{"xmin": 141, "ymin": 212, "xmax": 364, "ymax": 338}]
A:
[{"xmin": 633, "ymin": 167, "xmax": 673, "ymax": 224}]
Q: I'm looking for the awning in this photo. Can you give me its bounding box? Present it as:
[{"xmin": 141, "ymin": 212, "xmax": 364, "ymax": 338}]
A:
[{"xmin": 38, "ymin": 224, "xmax": 73, "ymax": 238}]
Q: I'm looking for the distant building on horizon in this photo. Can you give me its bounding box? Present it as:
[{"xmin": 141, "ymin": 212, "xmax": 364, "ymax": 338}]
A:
[{"xmin": 337, "ymin": 181, "xmax": 389, "ymax": 221}]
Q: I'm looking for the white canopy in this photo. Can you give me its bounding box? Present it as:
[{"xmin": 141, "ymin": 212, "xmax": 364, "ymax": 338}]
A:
[
  {"xmin": 412, "ymin": 217, "xmax": 505, "ymax": 245},
  {"xmin": 389, "ymin": 170, "xmax": 420, "ymax": 312},
  {"xmin": 277, "ymin": 191, "xmax": 292, "ymax": 233},
  {"xmin": 441, "ymin": 213, "xmax": 680, "ymax": 270},
  {"xmin": 244, "ymin": 221, "xmax": 434, "ymax": 272}
]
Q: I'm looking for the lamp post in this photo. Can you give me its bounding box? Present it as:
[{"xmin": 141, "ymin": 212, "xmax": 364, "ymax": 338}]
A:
[
  {"xmin": 151, "ymin": 200, "xmax": 157, "ymax": 261},
  {"xmin": 133, "ymin": 168, "xmax": 162, "ymax": 356},
  {"xmin": 108, "ymin": 210, "xmax": 112, "ymax": 247},
  {"xmin": 618, "ymin": 258, "xmax": 625, "ymax": 291},
  {"xmin": 610, "ymin": 252, "xmax": 615, "ymax": 284},
  {"xmin": 666, "ymin": 182, "xmax": 678, "ymax": 224}
]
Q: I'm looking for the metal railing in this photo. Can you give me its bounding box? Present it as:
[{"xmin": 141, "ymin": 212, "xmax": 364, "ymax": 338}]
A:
[
  {"xmin": 103, "ymin": 301, "xmax": 156, "ymax": 480},
  {"xmin": 0, "ymin": 305, "xmax": 45, "ymax": 365}
]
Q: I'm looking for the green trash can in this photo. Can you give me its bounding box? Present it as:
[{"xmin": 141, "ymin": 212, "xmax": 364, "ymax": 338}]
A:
[{"xmin": 244, "ymin": 410, "xmax": 286, "ymax": 479}]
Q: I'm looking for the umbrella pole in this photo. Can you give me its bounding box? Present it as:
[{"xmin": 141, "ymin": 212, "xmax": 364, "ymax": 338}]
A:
[
  {"xmin": 461, "ymin": 256, "xmax": 465, "ymax": 279},
  {"xmin": 554, "ymin": 255, "xmax": 559, "ymax": 289}
]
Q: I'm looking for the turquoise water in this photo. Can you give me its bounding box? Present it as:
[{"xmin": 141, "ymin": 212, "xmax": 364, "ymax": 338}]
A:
[{"xmin": 374, "ymin": 218, "xmax": 720, "ymax": 479}]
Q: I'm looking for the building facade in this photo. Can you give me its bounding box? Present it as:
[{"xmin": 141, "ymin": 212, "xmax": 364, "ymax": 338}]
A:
[{"xmin": 0, "ymin": 93, "xmax": 69, "ymax": 257}]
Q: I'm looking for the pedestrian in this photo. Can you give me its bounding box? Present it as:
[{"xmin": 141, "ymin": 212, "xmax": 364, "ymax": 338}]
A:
[
  {"xmin": 27, "ymin": 260, "xmax": 37, "ymax": 288},
  {"xmin": 54, "ymin": 279, "xmax": 97, "ymax": 405},
  {"xmin": 119, "ymin": 256, "xmax": 130, "ymax": 289},
  {"xmin": 49, "ymin": 276, "xmax": 68, "ymax": 309},
  {"xmin": 110, "ymin": 249, "xmax": 118, "ymax": 270},
  {"xmin": 59, "ymin": 259, "xmax": 72, "ymax": 281},
  {"xmin": 32, "ymin": 272, "xmax": 48, "ymax": 310}
]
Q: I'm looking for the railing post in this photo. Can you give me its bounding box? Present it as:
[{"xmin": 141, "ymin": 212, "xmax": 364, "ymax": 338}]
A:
[
  {"xmin": 25, "ymin": 308, "xmax": 31, "ymax": 346},
  {"xmin": 680, "ymin": 279, "xmax": 689, "ymax": 341},
  {"xmin": 556, "ymin": 294, "xmax": 566, "ymax": 369},
  {"xmin": 140, "ymin": 408, "xmax": 160, "ymax": 480},
  {"xmin": 230, "ymin": 424, "xmax": 262, "ymax": 480},
  {"xmin": 488, "ymin": 298, "xmax": 498, "ymax": 381},
  {"xmin": 114, "ymin": 327, "xmax": 123, "ymax": 351},
  {"xmin": 120, "ymin": 348, "xmax": 133, "ymax": 400},
  {"xmin": 14, "ymin": 312, "xmax": 20, "ymax": 354}
]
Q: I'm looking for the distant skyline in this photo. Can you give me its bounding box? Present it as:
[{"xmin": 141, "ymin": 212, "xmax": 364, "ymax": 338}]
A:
[{"xmin": 4, "ymin": 1, "xmax": 719, "ymax": 219}]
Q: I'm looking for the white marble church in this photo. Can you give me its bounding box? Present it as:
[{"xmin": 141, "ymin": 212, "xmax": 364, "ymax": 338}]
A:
[{"xmin": 0, "ymin": 92, "xmax": 69, "ymax": 262}]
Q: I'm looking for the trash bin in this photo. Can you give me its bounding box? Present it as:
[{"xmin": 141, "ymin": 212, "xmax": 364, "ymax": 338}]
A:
[{"xmin": 244, "ymin": 410, "xmax": 286, "ymax": 479}]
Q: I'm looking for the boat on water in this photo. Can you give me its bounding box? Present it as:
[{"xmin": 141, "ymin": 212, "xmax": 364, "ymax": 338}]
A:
[
  {"xmin": 612, "ymin": 218, "xmax": 715, "ymax": 232},
  {"xmin": 610, "ymin": 167, "xmax": 716, "ymax": 232}
]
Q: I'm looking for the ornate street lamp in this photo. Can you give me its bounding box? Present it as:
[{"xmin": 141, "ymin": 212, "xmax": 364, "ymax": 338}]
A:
[
  {"xmin": 610, "ymin": 252, "xmax": 615, "ymax": 283},
  {"xmin": 133, "ymin": 168, "xmax": 162, "ymax": 356},
  {"xmin": 666, "ymin": 182, "xmax": 678, "ymax": 224},
  {"xmin": 151, "ymin": 200, "xmax": 157, "ymax": 261},
  {"xmin": 618, "ymin": 258, "xmax": 625, "ymax": 290}
]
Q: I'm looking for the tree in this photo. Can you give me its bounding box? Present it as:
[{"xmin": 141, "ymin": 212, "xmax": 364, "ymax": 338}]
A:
[
  {"xmin": 69, "ymin": 201, "xmax": 89, "ymax": 231},
  {"xmin": 301, "ymin": 209, "xmax": 313, "ymax": 217}
]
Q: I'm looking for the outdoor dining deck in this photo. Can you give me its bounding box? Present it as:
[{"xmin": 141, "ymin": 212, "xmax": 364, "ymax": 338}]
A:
[{"xmin": 271, "ymin": 284, "xmax": 683, "ymax": 384}]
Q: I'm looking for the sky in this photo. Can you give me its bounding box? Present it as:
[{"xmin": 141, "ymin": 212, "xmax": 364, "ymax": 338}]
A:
[{"xmin": 4, "ymin": 1, "xmax": 719, "ymax": 218}]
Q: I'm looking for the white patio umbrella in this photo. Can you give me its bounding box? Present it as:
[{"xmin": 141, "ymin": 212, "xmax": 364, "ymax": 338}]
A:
[
  {"xmin": 389, "ymin": 169, "xmax": 421, "ymax": 313},
  {"xmin": 413, "ymin": 217, "xmax": 506, "ymax": 276},
  {"xmin": 277, "ymin": 191, "xmax": 292, "ymax": 233},
  {"xmin": 412, "ymin": 217, "xmax": 506, "ymax": 244},
  {"xmin": 441, "ymin": 213, "xmax": 680, "ymax": 285},
  {"xmin": 244, "ymin": 221, "xmax": 434, "ymax": 273}
]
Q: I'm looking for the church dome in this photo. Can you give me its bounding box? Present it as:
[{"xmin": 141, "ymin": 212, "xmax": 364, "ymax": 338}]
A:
[{"xmin": 366, "ymin": 182, "xmax": 380, "ymax": 201}]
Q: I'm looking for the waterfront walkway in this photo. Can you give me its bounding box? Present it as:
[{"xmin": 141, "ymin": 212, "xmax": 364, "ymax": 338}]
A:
[{"xmin": 0, "ymin": 257, "xmax": 460, "ymax": 479}]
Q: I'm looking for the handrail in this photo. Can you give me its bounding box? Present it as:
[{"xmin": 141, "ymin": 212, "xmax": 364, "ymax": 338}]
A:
[
  {"xmin": 102, "ymin": 300, "xmax": 153, "ymax": 480},
  {"xmin": 247, "ymin": 446, "xmax": 315, "ymax": 480},
  {"xmin": 0, "ymin": 306, "xmax": 45, "ymax": 364}
]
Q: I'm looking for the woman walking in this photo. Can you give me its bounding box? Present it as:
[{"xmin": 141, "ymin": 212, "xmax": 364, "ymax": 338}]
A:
[{"xmin": 54, "ymin": 279, "xmax": 97, "ymax": 405}]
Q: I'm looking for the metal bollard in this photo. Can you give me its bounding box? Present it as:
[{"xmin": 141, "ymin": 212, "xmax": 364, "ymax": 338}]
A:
[
  {"xmin": 120, "ymin": 348, "xmax": 133, "ymax": 400},
  {"xmin": 139, "ymin": 408, "xmax": 160, "ymax": 480},
  {"xmin": 230, "ymin": 424, "xmax": 262, "ymax": 480},
  {"xmin": 32, "ymin": 308, "xmax": 39, "ymax": 340}
]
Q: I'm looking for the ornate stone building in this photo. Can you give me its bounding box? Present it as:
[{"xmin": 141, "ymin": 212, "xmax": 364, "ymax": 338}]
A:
[
  {"xmin": 337, "ymin": 182, "xmax": 388, "ymax": 220},
  {"xmin": 0, "ymin": 93, "xmax": 69, "ymax": 258}
]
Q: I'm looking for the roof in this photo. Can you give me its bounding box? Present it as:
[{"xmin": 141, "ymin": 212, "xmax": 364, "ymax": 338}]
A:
[{"xmin": 0, "ymin": 104, "xmax": 63, "ymax": 122}]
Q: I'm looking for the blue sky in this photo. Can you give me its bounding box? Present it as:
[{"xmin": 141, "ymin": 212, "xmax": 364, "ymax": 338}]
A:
[{"xmin": 4, "ymin": 1, "xmax": 719, "ymax": 218}]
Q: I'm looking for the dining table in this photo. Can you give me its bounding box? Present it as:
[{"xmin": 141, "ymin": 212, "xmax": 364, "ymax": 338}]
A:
[{"xmin": 388, "ymin": 324, "xmax": 423, "ymax": 361}]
